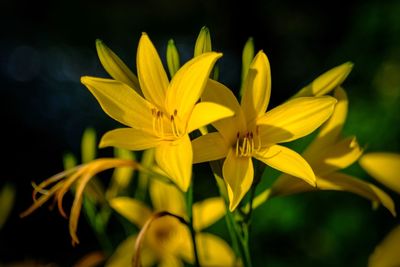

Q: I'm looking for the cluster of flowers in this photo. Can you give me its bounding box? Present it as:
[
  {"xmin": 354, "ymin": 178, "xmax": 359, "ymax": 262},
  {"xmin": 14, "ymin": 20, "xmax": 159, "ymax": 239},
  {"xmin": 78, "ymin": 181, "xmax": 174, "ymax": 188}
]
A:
[{"xmin": 21, "ymin": 27, "xmax": 400, "ymax": 267}]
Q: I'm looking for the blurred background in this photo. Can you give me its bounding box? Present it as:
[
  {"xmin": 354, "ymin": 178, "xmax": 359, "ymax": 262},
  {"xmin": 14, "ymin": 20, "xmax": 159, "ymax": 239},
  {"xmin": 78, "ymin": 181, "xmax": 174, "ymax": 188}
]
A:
[{"xmin": 1, "ymin": 0, "xmax": 399, "ymax": 266}]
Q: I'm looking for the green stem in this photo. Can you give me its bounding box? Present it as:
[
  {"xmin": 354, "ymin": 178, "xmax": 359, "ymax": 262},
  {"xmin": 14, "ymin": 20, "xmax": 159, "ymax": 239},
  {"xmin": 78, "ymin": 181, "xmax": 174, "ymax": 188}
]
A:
[{"xmin": 186, "ymin": 180, "xmax": 200, "ymax": 267}]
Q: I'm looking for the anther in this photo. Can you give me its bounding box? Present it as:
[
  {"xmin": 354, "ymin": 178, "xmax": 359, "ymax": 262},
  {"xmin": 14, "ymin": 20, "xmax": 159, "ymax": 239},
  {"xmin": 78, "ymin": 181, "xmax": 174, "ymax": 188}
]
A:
[{"xmin": 174, "ymin": 109, "xmax": 178, "ymax": 116}]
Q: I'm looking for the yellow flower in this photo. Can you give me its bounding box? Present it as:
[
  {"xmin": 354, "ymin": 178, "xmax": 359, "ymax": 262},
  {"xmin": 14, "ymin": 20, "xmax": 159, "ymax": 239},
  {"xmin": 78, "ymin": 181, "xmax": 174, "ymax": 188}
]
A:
[
  {"xmin": 81, "ymin": 33, "xmax": 234, "ymax": 191},
  {"xmin": 359, "ymin": 153, "xmax": 400, "ymax": 267},
  {"xmin": 360, "ymin": 152, "xmax": 400, "ymax": 195},
  {"xmin": 268, "ymin": 88, "xmax": 396, "ymax": 215},
  {"xmin": 192, "ymin": 50, "xmax": 337, "ymax": 210},
  {"xmin": 108, "ymin": 179, "xmax": 238, "ymax": 267}
]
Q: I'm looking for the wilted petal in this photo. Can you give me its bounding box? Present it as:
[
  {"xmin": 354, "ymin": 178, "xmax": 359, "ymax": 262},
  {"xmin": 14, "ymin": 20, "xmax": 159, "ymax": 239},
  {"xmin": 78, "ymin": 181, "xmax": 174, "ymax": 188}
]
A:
[
  {"xmin": 100, "ymin": 128, "xmax": 162, "ymax": 151},
  {"xmin": 360, "ymin": 153, "xmax": 400, "ymax": 194},
  {"xmin": 193, "ymin": 197, "xmax": 226, "ymax": 231},
  {"xmin": 137, "ymin": 33, "xmax": 169, "ymax": 109},
  {"xmin": 203, "ymin": 79, "xmax": 247, "ymax": 144},
  {"xmin": 222, "ymin": 149, "xmax": 254, "ymax": 211},
  {"xmin": 166, "ymin": 52, "xmax": 222, "ymax": 119},
  {"xmin": 155, "ymin": 135, "xmax": 193, "ymax": 192},
  {"xmin": 81, "ymin": 77, "xmax": 154, "ymax": 132},
  {"xmin": 96, "ymin": 39, "xmax": 140, "ymax": 93},
  {"xmin": 192, "ymin": 132, "xmax": 229, "ymax": 164},
  {"xmin": 292, "ymin": 62, "xmax": 353, "ymax": 98},
  {"xmin": 255, "ymin": 145, "xmax": 316, "ymax": 186},
  {"xmin": 369, "ymin": 225, "xmax": 400, "ymax": 267},
  {"xmin": 241, "ymin": 51, "xmax": 271, "ymax": 125},
  {"xmin": 187, "ymin": 102, "xmax": 234, "ymax": 133},
  {"xmin": 109, "ymin": 197, "xmax": 152, "ymax": 227},
  {"xmin": 257, "ymin": 96, "xmax": 337, "ymax": 144}
]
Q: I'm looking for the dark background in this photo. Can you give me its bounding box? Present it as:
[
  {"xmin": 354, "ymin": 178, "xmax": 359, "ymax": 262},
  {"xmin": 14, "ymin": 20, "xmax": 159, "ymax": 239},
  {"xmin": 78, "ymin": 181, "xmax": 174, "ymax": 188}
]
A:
[{"xmin": 1, "ymin": 0, "xmax": 399, "ymax": 266}]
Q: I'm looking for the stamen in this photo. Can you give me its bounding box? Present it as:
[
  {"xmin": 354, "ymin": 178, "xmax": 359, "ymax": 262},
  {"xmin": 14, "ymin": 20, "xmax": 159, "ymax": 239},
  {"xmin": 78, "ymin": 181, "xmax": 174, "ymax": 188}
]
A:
[{"xmin": 174, "ymin": 109, "xmax": 178, "ymax": 116}]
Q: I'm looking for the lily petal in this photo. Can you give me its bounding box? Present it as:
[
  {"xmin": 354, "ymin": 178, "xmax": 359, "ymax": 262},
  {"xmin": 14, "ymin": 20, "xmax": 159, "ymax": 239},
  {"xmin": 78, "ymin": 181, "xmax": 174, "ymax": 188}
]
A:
[
  {"xmin": 203, "ymin": 79, "xmax": 247, "ymax": 144},
  {"xmin": 292, "ymin": 61, "xmax": 353, "ymax": 98},
  {"xmin": 369, "ymin": 225, "xmax": 400, "ymax": 267},
  {"xmin": 109, "ymin": 197, "xmax": 152, "ymax": 227},
  {"xmin": 155, "ymin": 135, "xmax": 193, "ymax": 192},
  {"xmin": 105, "ymin": 235, "xmax": 156, "ymax": 267},
  {"xmin": 255, "ymin": 145, "xmax": 316, "ymax": 186},
  {"xmin": 81, "ymin": 77, "xmax": 154, "ymax": 132},
  {"xmin": 193, "ymin": 197, "xmax": 226, "ymax": 231},
  {"xmin": 149, "ymin": 179, "xmax": 186, "ymax": 217},
  {"xmin": 312, "ymin": 136, "xmax": 363, "ymax": 175},
  {"xmin": 100, "ymin": 128, "xmax": 162, "ymax": 151},
  {"xmin": 192, "ymin": 132, "xmax": 229, "ymax": 164},
  {"xmin": 320, "ymin": 172, "xmax": 396, "ymax": 216},
  {"xmin": 270, "ymin": 172, "xmax": 396, "ymax": 216},
  {"xmin": 187, "ymin": 102, "xmax": 234, "ymax": 133},
  {"xmin": 96, "ymin": 39, "xmax": 141, "ymax": 93},
  {"xmin": 166, "ymin": 52, "xmax": 222, "ymax": 119},
  {"xmin": 196, "ymin": 233, "xmax": 238, "ymax": 267},
  {"xmin": 304, "ymin": 87, "xmax": 348, "ymax": 158},
  {"xmin": 258, "ymin": 96, "xmax": 337, "ymax": 144},
  {"xmin": 223, "ymin": 149, "xmax": 254, "ymax": 211},
  {"xmin": 159, "ymin": 255, "xmax": 184, "ymax": 267},
  {"xmin": 241, "ymin": 51, "xmax": 271, "ymax": 125},
  {"xmin": 137, "ymin": 33, "xmax": 169, "ymax": 109},
  {"xmin": 360, "ymin": 153, "xmax": 400, "ymax": 194}
]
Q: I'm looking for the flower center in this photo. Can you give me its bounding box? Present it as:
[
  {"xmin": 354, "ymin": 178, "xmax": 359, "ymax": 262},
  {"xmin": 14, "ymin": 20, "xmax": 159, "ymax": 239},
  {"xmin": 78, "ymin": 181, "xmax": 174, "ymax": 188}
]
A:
[
  {"xmin": 235, "ymin": 127, "xmax": 261, "ymax": 157},
  {"xmin": 151, "ymin": 108, "xmax": 182, "ymax": 138}
]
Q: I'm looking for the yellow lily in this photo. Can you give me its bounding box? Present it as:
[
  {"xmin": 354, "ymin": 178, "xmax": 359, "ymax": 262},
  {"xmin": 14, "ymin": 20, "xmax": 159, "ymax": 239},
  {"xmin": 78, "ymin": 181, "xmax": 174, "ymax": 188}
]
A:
[
  {"xmin": 359, "ymin": 153, "xmax": 400, "ymax": 267},
  {"xmin": 81, "ymin": 33, "xmax": 234, "ymax": 191},
  {"xmin": 192, "ymin": 50, "xmax": 337, "ymax": 210},
  {"xmin": 268, "ymin": 88, "xmax": 396, "ymax": 215},
  {"xmin": 360, "ymin": 152, "xmax": 400, "ymax": 195},
  {"xmin": 108, "ymin": 179, "xmax": 238, "ymax": 267}
]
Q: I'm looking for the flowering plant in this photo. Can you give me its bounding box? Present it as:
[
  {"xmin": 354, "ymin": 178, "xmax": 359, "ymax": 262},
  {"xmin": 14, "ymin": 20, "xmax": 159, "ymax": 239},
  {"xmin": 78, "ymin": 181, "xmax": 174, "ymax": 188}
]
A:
[{"xmin": 20, "ymin": 27, "xmax": 399, "ymax": 267}]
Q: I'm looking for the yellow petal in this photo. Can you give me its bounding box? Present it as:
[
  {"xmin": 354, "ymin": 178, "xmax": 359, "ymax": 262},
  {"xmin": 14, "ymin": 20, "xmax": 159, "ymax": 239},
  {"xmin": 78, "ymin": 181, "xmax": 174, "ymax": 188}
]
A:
[
  {"xmin": 81, "ymin": 76, "xmax": 154, "ymax": 132},
  {"xmin": 360, "ymin": 153, "xmax": 400, "ymax": 194},
  {"xmin": 319, "ymin": 173, "xmax": 396, "ymax": 216},
  {"xmin": 149, "ymin": 179, "xmax": 186, "ymax": 216},
  {"xmin": 166, "ymin": 52, "xmax": 222, "ymax": 119},
  {"xmin": 255, "ymin": 145, "xmax": 316, "ymax": 186},
  {"xmin": 100, "ymin": 128, "xmax": 162, "ymax": 150},
  {"xmin": 241, "ymin": 51, "xmax": 271, "ymax": 125},
  {"xmin": 155, "ymin": 135, "xmax": 193, "ymax": 192},
  {"xmin": 137, "ymin": 33, "xmax": 169, "ymax": 109},
  {"xmin": 159, "ymin": 255, "xmax": 184, "ymax": 267},
  {"xmin": 187, "ymin": 102, "xmax": 234, "ymax": 133},
  {"xmin": 292, "ymin": 61, "xmax": 353, "ymax": 98},
  {"xmin": 105, "ymin": 235, "xmax": 156, "ymax": 267},
  {"xmin": 109, "ymin": 197, "xmax": 152, "ymax": 227},
  {"xmin": 369, "ymin": 225, "xmax": 400, "ymax": 267},
  {"xmin": 192, "ymin": 132, "xmax": 229, "ymax": 164},
  {"xmin": 270, "ymin": 172, "xmax": 396, "ymax": 216},
  {"xmin": 196, "ymin": 232, "xmax": 238, "ymax": 267},
  {"xmin": 303, "ymin": 87, "xmax": 348, "ymax": 158},
  {"xmin": 96, "ymin": 39, "xmax": 140, "ymax": 93},
  {"xmin": 257, "ymin": 96, "xmax": 337, "ymax": 144},
  {"xmin": 222, "ymin": 149, "xmax": 254, "ymax": 211},
  {"xmin": 202, "ymin": 79, "xmax": 247, "ymax": 144},
  {"xmin": 312, "ymin": 136, "xmax": 363, "ymax": 175},
  {"xmin": 193, "ymin": 197, "xmax": 226, "ymax": 231}
]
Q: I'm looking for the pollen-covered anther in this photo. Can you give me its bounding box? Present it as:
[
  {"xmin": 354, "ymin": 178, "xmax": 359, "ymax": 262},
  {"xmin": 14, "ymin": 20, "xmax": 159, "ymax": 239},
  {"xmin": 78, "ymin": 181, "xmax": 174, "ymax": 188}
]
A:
[
  {"xmin": 235, "ymin": 131, "xmax": 260, "ymax": 157},
  {"xmin": 170, "ymin": 112, "xmax": 181, "ymax": 138},
  {"xmin": 152, "ymin": 108, "xmax": 165, "ymax": 137}
]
